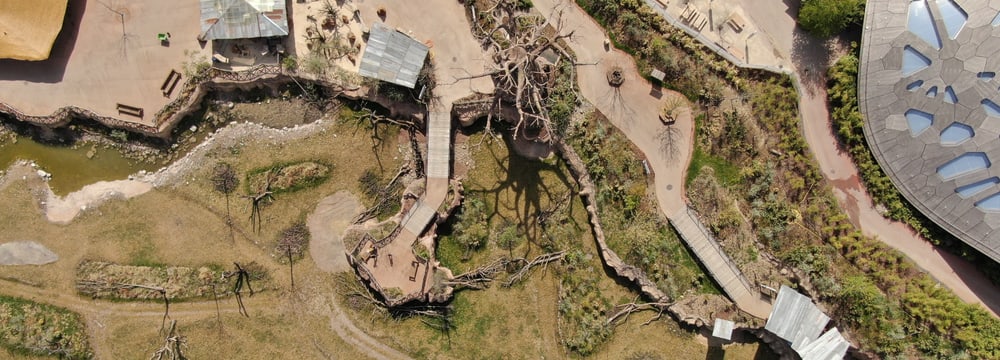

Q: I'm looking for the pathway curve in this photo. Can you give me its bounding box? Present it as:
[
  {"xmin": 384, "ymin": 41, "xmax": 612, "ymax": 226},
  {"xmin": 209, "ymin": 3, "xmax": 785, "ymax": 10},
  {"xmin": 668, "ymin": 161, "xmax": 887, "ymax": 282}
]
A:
[
  {"xmin": 534, "ymin": 0, "xmax": 772, "ymax": 319},
  {"xmin": 645, "ymin": 0, "xmax": 1000, "ymax": 316}
]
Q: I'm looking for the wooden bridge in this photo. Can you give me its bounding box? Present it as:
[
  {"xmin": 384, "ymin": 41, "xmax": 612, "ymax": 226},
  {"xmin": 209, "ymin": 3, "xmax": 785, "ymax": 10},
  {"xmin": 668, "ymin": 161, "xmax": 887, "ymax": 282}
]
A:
[{"xmin": 670, "ymin": 206, "xmax": 773, "ymax": 318}]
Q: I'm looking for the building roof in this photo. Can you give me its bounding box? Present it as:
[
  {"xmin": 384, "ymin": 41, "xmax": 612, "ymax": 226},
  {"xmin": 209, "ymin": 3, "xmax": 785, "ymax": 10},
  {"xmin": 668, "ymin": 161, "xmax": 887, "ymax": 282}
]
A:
[
  {"xmin": 359, "ymin": 23, "xmax": 429, "ymax": 89},
  {"xmin": 712, "ymin": 318, "xmax": 735, "ymax": 341},
  {"xmin": 765, "ymin": 286, "xmax": 829, "ymax": 352},
  {"xmin": 200, "ymin": 0, "xmax": 288, "ymax": 40},
  {"xmin": 859, "ymin": 0, "xmax": 1000, "ymax": 263},
  {"xmin": 0, "ymin": 0, "xmax": 68, "ymax": 61},
  {"xmin": 798, "ymin": 327, "xmax": 850, "ymax": 360},
  {"xmin": 765, "ymin": 286, "xmax": 850, "ymax": 359}
]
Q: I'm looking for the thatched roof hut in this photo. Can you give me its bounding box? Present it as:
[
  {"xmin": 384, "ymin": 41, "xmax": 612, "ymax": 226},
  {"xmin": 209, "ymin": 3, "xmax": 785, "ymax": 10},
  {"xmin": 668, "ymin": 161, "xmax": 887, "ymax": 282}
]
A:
[{"xmin": 0, "ymin": 0, "xmax": 69, "ymax": 61}]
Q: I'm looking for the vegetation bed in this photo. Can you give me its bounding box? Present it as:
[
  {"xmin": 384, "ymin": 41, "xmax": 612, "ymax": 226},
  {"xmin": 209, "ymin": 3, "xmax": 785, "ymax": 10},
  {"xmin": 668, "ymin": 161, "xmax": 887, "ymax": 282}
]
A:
[
  {"xmin": 0, "ymin": 295, "xmax": 92, "ymax": 359},
  {"xmin": 76, "ymin": 261, "xmax": 269, "ymax": 301},
  {"xmin": 577, "ymin": 0, "xmax": 1000, "ymax": 357},
  {"xmin": 246, "ymin": 161, "xmax": 331, "ymax": 194}
]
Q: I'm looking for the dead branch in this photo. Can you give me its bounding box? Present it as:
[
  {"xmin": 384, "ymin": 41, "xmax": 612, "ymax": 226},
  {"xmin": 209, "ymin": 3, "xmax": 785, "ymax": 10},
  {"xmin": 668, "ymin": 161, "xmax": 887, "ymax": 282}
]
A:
[
  {"xmin": 463, "ymin": 0, "xmax": 581, "ymax": 141},
  {"xmin": 502, "ymin": 250, "xmax": 565, "ymax": 287},
  {"xmin": 337, "ymin": 272, "xmax": 388, "ymax": 310},
  {"xmin": 353, "ymin": 164, "xmax": 410, "ymax": 224},
  {"xmin": 606, "ymin": 296, "xmax": 674, "ymax": 327},
  {"xmin": 445, "ymin": 256, "xmax": 510, "ymax": 289},
  {"xmin": 149, "ymin": 320, "xmax": 186, "ymax": 360},
  {"xmin": 244, "ymin": 170, "xmax": 275, "ymax": 233},
  {"xmin": 226, "ymin": 262, "xmax": 256, "ymax": 317}
]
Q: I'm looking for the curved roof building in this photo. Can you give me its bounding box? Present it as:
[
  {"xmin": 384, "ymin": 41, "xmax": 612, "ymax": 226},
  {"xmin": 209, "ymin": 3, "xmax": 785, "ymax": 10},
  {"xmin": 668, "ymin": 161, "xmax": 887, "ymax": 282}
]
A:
[{"xmin": 860, "ymin": 0, "xmax": 1000, "ymax": 262}]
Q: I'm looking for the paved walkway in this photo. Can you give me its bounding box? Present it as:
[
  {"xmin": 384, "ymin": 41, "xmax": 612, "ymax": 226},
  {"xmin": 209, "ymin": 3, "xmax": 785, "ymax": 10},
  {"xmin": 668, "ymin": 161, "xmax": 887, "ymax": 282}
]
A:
[
  {"xmin": 646, "ymin": 0, "xmax": 1000, "ymax": 316},
  {"xmin": 0, "ymin": 0, "xmax": 208, "ymax": 127},
  {"xmin": 534, "ymin": 0, "xmax": 772, "ymax": 318},
  {"xmin": 642, "ymin": 0, "xmax": 790, "ymax": 69}
]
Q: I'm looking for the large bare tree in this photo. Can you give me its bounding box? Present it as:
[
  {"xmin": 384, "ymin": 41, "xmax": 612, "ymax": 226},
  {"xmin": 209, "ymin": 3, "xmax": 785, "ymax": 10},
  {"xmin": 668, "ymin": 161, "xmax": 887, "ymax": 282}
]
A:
[
  {"xmin": 276, "ymin": 222, "xmax": 309, "ymax": 289},
  {"xmin": 450, "ymin": 0, "xmax": 584, "ymax": 140},
  {"xmin": 211, "ymin": 163, "xmax": 239, "ymax": 241}
]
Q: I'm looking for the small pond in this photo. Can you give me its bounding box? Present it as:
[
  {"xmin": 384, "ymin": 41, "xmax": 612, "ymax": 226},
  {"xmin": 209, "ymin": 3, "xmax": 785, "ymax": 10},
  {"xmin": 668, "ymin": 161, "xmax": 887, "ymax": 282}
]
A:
[{"xmin": 0, "ymin": 137, "xmax": 159, "ymax": 196}]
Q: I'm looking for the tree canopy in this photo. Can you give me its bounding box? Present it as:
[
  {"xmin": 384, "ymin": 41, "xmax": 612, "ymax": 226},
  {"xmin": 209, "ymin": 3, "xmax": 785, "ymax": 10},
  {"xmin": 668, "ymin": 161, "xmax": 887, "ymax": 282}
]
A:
[{"xmin": 798, "ymin": 0, "xmax": 865, "ymax": 38}]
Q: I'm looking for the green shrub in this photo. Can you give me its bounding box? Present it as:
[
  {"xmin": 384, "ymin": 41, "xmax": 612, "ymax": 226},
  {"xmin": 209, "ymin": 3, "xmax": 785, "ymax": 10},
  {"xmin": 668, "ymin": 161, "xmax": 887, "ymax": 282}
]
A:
[
  {"xmin": 0, "ymin": 295, "xmax": 92, "ymax": 359},
  {"xmin": 797, "ymin": 0, "xmax": 865, "ymax": 38}
]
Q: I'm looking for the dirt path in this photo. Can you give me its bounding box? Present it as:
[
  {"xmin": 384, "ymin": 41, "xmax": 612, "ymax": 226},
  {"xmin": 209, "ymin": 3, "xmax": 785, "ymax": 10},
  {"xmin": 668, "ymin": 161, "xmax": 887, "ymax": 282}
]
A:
[
  {"xmin": 535, "ymin": 0, "xmax": 692, "ymax": 218},
  {"xmin": 0, "ymin": 278, "xmax": 244, "ymax": 359},
  {"xmin": 307, "ymin": 191, "xmax": 363, "ymax": 273},
  {"xmin": 306, "ymin": 192, "xmax": 412, "ymax": 359},
  {"xmin": 325, "ymin": 293, "xmax": 412, "ymax": 360},
  {"xmin": 797, "ymin": 72, "xmax": 1000, "ymax": 317}
]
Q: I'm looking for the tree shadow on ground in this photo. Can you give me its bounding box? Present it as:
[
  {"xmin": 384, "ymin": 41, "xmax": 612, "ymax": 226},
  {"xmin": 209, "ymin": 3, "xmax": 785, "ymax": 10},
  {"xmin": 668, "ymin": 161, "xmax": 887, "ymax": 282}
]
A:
[
  {"xmin": 789, "ymin": 28, "xmax": 832, "ymax": 96},
  {"xmin": 466, "ymin": 128, "xmax": 575, "ymax": 255}
]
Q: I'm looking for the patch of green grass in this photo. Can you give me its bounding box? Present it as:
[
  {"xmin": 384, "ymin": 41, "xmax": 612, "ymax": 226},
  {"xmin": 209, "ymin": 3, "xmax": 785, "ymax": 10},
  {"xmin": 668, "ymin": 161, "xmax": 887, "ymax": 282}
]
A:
[
  {"xmin": 245, "ymin": 160, "xmax": 331, "ymax": 194},
  {"xmin": 98, "ymin": 221, "xmax": 163, "ymax": 267},
  {"xmin": 687, "ymin": 144, "xmax": 739, "ymax": 188}
]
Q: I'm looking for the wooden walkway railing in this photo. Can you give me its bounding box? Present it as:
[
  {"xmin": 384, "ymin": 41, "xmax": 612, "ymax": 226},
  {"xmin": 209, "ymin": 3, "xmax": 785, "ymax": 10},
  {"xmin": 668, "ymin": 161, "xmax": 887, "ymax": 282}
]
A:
[{"xmin": 670, "ymin": 206, "xmax": 772, "ymax": 318}]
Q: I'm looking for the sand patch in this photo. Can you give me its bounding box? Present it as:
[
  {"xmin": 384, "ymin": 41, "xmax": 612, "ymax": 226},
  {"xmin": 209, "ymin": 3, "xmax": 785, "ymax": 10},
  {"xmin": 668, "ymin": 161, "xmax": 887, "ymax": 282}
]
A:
[
  {"xmin": 0, "ymin": 241, "xmax": 58, "ymax": 265},
  {"xmin": 308, "ymin": 191, "xmax": 364, "ymax": 273},
  {"xmin": 45, "ymin": 179, "xmax": 153, "ymax": 224}
]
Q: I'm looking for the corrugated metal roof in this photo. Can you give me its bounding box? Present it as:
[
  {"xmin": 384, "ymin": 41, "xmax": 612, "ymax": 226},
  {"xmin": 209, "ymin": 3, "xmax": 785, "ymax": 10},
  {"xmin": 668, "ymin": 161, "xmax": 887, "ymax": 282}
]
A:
[
  {"xmin": 358, "ymin": 23, "xmax": 429, "ymax": 88},
  {"xmin": 200, "ymin": 0, "xmax": 288, "ymax": 40},
  {"xmin": 798, "ymin": 327, "xmax": 850, "ymax": 360},
  {"xmin": 712, "ymin": 318, "xmax": 734, "ymax": 341},
  {"xmin": 765, "ymin": 285, "xmax": 830, "ymax": 352}
]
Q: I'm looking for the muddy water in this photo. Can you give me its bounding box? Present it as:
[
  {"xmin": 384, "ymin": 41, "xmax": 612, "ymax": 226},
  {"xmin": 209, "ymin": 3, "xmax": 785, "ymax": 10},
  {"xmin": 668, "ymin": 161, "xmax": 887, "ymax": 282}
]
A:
[{"xmin": 0, "ymin": 137, "xmax": 159, "ymax": 196}]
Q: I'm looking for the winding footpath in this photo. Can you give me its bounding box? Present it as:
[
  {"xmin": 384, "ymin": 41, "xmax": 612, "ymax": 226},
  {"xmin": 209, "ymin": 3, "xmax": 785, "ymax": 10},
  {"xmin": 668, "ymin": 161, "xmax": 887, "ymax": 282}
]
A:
[
  {"xmin": 534, "ymin": 0, "xmax": 773, "ymax": 318},
  {"xmin": 751, "ymin": 3, "xmax": 1000, "ymax": 318},
  {"xmin": 644, "ymin": 0, "xmax": 1000, "ymax": 316}
]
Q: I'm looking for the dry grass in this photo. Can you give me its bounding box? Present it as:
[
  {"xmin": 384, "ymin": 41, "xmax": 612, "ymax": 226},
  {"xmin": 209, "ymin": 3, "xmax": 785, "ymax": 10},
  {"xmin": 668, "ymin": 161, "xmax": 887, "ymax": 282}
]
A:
[
  {"xmin": 0, "ymin": 102, "xmax": 768, "ymax": 358},
  {"xmin": 0, "ymin": 108, "xmax": 403, "ymax": 359},
  {"xmin": 333, "ymin": 130, "xmax": 769, "ymax": 358}
]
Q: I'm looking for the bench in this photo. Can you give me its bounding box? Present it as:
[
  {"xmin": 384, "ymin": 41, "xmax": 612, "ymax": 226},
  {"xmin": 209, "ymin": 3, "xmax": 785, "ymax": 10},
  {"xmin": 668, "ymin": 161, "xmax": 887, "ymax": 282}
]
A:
[
  {"xmin": 116, "ymin": 103, "xmax": 143, "ymax": 118},
  {"xmin": 409, "ymin": 261, "xmax": 420, "ymax": 282},
  {"xmin": 161, "ymin": 70, "xmax": 181, "ymax": 97},
  {"xmin": 727, "ymin": 14, "xmax": 746, "ymax": 33}
]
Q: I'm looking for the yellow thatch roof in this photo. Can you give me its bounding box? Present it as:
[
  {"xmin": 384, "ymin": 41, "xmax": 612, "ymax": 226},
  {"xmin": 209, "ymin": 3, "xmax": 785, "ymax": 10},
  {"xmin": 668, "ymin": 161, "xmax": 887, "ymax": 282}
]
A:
[{"xmin": 0, "ymin": 0, "xmax": 69, "ymax": 61}]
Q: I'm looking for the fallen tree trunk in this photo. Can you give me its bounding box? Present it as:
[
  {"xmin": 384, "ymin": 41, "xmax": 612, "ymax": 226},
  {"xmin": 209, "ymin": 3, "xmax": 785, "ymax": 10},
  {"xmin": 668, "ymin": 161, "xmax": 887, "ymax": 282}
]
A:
[{"xmin": 502, "ymin": 251, "xmax": 565, "ymax": 288}]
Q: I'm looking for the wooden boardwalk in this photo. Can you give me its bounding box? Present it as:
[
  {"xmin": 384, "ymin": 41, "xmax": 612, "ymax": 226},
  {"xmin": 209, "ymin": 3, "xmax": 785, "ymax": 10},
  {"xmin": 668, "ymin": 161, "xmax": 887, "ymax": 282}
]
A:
[
  {"xmin": 398, "ymin": 108, "xmax": 453, "ymax": 238},
  {"xmin": 426, "ymin": 110, "xmax": 451, "ymax": 180},
  {"xmin": 670, "ymin": 206, "xmax": 772, "ymax": 318}
]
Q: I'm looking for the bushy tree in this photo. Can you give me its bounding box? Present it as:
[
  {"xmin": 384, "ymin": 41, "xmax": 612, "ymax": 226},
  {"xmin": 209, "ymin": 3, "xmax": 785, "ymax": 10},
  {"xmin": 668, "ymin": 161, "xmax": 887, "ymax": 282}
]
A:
[
  {"xmin": 798, "ymin": 0, "xmax": 865, "ymax": 38},
  {"xmin": 453, "ymin": 196, "xmax": 490, "ymax": 259}
]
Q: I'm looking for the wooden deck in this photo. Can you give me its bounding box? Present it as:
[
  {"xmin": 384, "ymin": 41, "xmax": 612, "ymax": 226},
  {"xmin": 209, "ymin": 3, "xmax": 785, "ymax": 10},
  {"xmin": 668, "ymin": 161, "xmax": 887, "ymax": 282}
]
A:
[{"xmin": 670, "ymin": 206, "xmax": 772, "ymax": 318}]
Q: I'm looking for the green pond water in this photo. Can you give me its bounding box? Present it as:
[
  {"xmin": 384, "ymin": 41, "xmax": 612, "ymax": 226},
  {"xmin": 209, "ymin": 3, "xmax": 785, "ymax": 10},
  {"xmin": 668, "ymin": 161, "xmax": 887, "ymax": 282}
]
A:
[{"xmin": 0, "ymin": 137, "xmax": 160, "ymax": 196}]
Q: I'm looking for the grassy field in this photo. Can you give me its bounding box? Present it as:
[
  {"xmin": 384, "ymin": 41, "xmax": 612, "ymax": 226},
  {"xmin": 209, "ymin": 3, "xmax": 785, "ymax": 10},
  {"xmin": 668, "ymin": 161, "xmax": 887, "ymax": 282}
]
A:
[
  {"xmin": 0, "ymin": 101, "xmax": 402, "ymax": 359},
  {"xmin": 337, "ymin": 128, "xmax": 766, "ymax": 358},
  {"xmin": 0, "ymin": 96, "xmax": 769, "ymax": 358}
]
